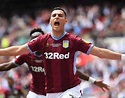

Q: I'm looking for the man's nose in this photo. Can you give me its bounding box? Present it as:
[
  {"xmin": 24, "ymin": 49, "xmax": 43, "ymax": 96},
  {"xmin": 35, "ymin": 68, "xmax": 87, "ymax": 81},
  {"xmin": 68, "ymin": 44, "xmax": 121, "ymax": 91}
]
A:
[{"xmin": 55, "ymin": 15, "xmax": 59, "ymax": 18}]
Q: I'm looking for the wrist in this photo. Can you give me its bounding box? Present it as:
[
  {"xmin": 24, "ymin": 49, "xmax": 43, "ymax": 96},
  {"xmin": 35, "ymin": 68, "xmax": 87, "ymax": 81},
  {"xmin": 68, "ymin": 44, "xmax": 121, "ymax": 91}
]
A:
[
  {"xmin": 88, "ymin": 77, "xmax": 96, "ymax": 83},
  {"xmin": 121, "ymin": 54, "xmax": 125, "ymax": 60}
]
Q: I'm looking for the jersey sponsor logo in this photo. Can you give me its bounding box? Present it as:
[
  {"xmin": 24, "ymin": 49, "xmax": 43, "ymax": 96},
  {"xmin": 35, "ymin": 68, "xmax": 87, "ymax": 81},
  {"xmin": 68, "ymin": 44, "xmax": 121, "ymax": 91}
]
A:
[
  {"xmin": 30, "ymin": 58, "xmax": 43, "ymax": 63},
  {"xmin": 30, "ymin": 66, "xmax": 46, "ymax": 75},
  {"xmin": 34, "ymin": 60, "xmax": 43, "ymax": 63},
  {"xmin": 50, "ymin": 43, "xmax": 61, "ymax": 47},
  {"xmin": 63, "ymin": 40, "xmax": 69, "ymax": 48},
  {"xmin": 44, "ymin": 52, "xmax": 70, "ymax": 59}
]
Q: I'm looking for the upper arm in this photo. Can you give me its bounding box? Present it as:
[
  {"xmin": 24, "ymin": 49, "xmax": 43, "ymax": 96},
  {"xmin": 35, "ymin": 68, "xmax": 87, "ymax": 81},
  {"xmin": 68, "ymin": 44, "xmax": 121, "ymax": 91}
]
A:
[
  {"xmin": 8, "ymin": 62, "xmax": 17, "ymax": 69},
  {"xmin": 90, "ymin": 46, "xmax": 100, "ymax": 56},
  {"xmin": 17, "ymin": 44, "xmax": 29, "ymax": 55},
  {"xmin": 90, "ymin": 46, "xmax": 106, "ymax": 58}
]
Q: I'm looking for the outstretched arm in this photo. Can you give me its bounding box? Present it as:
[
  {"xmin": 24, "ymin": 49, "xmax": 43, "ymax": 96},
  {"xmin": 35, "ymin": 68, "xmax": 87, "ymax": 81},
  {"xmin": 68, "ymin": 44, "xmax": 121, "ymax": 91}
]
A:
[
  {"xmin": 90, "ymin": 46, "xmax": 121, "ymax": 60},
  {"xmin": 0, "ymin": 61, "xmax": 17, "ymax": 71},
  {"xmin": 77, "ymin": 70, "xmax": 110, "ymax": 92},
  {"xmin": 0, "ymin": 44, "xmax": 29, "ymax": 56}
]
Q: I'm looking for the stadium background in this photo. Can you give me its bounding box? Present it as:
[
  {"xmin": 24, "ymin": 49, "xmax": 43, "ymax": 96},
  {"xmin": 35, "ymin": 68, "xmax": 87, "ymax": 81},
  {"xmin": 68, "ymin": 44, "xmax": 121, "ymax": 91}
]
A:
[
  {"xmin": 0, "ymin": 0, "xmax": 125, "ymax": 98},
  {"xmin": 0, "ymin": 0, "xmax": 125, "ymax": 18}
]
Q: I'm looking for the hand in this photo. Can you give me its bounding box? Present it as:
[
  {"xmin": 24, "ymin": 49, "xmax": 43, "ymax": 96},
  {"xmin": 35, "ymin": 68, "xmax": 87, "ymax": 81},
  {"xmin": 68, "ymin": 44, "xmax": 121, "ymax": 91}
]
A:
[{"xmin": 94, "ymin": 80, "xmax": 110, "ymax": 92}]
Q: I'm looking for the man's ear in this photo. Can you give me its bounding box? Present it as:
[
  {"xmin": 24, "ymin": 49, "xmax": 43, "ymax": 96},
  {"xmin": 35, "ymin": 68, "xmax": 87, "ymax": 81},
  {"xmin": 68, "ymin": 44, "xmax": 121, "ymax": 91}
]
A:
[
  {"xmin": 65, "ymin": 19, "xmax": 67, "ymax": 24},
  {"xmin": 49, "ymin": 19, "xmax": 51, "ymax": 25}
]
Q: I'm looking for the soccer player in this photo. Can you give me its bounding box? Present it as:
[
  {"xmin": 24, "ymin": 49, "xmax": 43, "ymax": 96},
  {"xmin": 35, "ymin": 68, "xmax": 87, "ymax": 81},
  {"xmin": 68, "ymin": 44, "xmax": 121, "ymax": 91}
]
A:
[
  {"xmin": 0, "ymin": 27, "xmax": 109, "ymax": 98},
  {"xmin": 0, "ymin": 7, "xmax": 124, "ymax": 98},
  {"xmin": 0, "ymin": 28, "xmax": 46, "ymax": 98}
]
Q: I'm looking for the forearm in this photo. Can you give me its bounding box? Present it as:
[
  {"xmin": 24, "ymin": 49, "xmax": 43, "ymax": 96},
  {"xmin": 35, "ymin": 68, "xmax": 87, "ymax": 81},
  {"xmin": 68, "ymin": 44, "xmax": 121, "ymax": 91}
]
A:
[
  {"xmin": 0, "ymin": 46, "xmax": 20, "ymax": 56},
  {"xmin": 77, "ymin": 70, "xmax": 89, "ymax": 81},
  {"xmin": 99, "ymin": 48, "xmax": 121, "ymax": 60},
  {"xmin": 0, "ymin": 65, "xmax": 10, "ymax": 71},
  {"xmin": 0, "ymin": 62, "xmax": 15, "ymax": 71},
  {"xmin": 0, "ymin": 44, "xmax": 29, "ymax": 56},
  {"xmin": 90, "ymin": 46, "xmax": 121, "ymax": 60},
  {"xmin": 77, "ymin": 70, "xmax": 96, "ymax": 83}
]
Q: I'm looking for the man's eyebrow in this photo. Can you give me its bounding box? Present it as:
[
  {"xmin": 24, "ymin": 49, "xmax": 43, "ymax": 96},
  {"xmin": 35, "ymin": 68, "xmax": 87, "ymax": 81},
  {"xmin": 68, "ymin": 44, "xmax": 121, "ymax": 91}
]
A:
[{"xmin": 52, "ymin": 13, "xmax": 64, "ymax": 16}]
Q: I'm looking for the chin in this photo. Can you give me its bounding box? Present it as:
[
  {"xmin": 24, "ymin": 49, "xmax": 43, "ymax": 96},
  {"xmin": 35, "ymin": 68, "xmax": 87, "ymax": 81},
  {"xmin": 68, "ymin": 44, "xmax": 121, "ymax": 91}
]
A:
[{"xmin": 53, "ymin": 28, "xmax": 60, "ymax": 31}]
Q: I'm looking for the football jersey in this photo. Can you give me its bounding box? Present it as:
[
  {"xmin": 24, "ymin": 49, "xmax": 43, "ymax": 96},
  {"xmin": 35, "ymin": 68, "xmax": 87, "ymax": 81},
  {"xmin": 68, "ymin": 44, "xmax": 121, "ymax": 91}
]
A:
[
  {"xmin": 13, "ymin": 54, "xmax": 46, "ymax": 95},
  {"xmin": 27, "ymin": 32, "xmax": 93, "ymax": 93}
]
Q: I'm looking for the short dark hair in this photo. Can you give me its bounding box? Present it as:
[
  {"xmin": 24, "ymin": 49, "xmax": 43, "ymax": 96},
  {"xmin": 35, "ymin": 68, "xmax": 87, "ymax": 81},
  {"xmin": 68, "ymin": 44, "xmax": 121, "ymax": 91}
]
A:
[
  {"xmin": 30, "ymin": 27, "xmax": 44, "ymax": 36},
  {"xmin": 51, "ymin": 7, "xmax": 67, "ymax": 18}
]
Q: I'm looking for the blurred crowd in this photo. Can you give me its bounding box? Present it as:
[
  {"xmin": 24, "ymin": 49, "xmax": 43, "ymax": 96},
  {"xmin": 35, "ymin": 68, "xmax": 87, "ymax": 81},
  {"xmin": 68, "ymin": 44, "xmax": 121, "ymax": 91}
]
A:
[{"xmin": 0, "ymin": 3, "xmax": 125, "ymax": 98}]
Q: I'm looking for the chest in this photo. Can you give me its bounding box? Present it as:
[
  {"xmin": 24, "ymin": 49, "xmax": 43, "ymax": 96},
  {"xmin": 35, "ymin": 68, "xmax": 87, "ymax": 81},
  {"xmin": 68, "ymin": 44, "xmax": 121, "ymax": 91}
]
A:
[
  {"xmin": 26, "ymin": 56, "xmax": 43, "ymax": 67},
  {"xmin": 42, "ymin": 39, "xmax": 76, "ymax": 60},
  {"xmin": 44, "ymin": 39, "xmax": 74, "ymax": 52}
]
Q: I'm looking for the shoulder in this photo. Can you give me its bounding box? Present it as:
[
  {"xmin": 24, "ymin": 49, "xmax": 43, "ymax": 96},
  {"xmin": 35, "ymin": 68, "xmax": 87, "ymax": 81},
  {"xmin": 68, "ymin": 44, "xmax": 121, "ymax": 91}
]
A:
[
  {"xmin": 66, "ymin": 33, "xmax": 81, "ymax": 41},
  {"xmin": 37, "ymin": 33, "xmax": 51, "ymax": 41},
  {"xmin": 40, "ymin": 33, "xmax": 51, "ymax": 38},
  {"xmin": 66, "ymin": 33, "xmax": 79, "ymax": 38}
]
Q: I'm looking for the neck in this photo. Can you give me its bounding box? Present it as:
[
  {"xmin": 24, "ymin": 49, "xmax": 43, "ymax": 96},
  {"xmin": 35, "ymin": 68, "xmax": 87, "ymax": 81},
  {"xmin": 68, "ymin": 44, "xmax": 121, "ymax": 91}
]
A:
[{"xmin": 52, "ymin": 30, "xmax": 64, "ymax": 38}]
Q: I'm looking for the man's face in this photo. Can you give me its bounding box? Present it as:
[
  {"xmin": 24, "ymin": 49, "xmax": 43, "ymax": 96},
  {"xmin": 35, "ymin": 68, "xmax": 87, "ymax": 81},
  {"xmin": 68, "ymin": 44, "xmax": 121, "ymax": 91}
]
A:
[{"xmin": 50, "ymin": 10, "xmax": 67, "ymax": 31}]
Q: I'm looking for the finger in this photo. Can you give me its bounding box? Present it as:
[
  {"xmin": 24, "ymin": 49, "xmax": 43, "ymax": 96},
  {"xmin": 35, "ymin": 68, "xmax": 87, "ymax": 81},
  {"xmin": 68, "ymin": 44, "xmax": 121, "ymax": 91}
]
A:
[
  {"xmin": 105, "ymin": 85, "xmax": 110, "ymax": 89},
  {"xmin": 103, "ymin": 85, "xmax": 110, "ymax": 90},
  {"xmin": 103, "ymin": 86, "xmax": 110, "ymax": 91},
  {"xmin": 101, "ymin": 87, "xmax": 105, "ymax": 92}
]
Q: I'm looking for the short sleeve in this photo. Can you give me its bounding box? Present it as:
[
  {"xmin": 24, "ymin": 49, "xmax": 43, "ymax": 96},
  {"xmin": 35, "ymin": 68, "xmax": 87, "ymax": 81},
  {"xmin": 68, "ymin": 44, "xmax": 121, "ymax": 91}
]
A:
[
  {"xmin": 27, "ymin": 36, "xmax": 41, "ymax": 55},
  {"xmin": 12, "ymin": 55, "xmax": 25, "ymax": 66},
  {"xmin": 75, "ymin": 37, "xmax": 94, "ymax": 55}
]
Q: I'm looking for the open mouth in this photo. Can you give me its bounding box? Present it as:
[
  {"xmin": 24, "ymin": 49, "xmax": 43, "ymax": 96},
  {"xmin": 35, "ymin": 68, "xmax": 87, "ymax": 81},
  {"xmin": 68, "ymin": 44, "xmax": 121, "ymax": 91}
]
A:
[{"xmin": 54, "ymin": 22, "xmax": 60, "ymax": 26}]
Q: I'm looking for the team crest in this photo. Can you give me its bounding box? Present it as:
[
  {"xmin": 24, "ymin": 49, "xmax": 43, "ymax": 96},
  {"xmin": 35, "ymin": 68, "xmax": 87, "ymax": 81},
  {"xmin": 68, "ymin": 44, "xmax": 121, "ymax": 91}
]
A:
[{"xmin": 63, "ymin": 40, "xmax": 69, "ymax": 48}]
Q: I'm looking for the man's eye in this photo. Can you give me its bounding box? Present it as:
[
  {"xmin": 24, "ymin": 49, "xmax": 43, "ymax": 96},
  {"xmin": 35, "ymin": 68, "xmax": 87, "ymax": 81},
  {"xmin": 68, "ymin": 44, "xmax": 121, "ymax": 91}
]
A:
[
  {"xmin": 58, "ymin": 14, "xmax": 63, "ymax": 17},
  {"xmin": 52, "ymin": 14, "xmax": 56, "ymax": 17}
]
